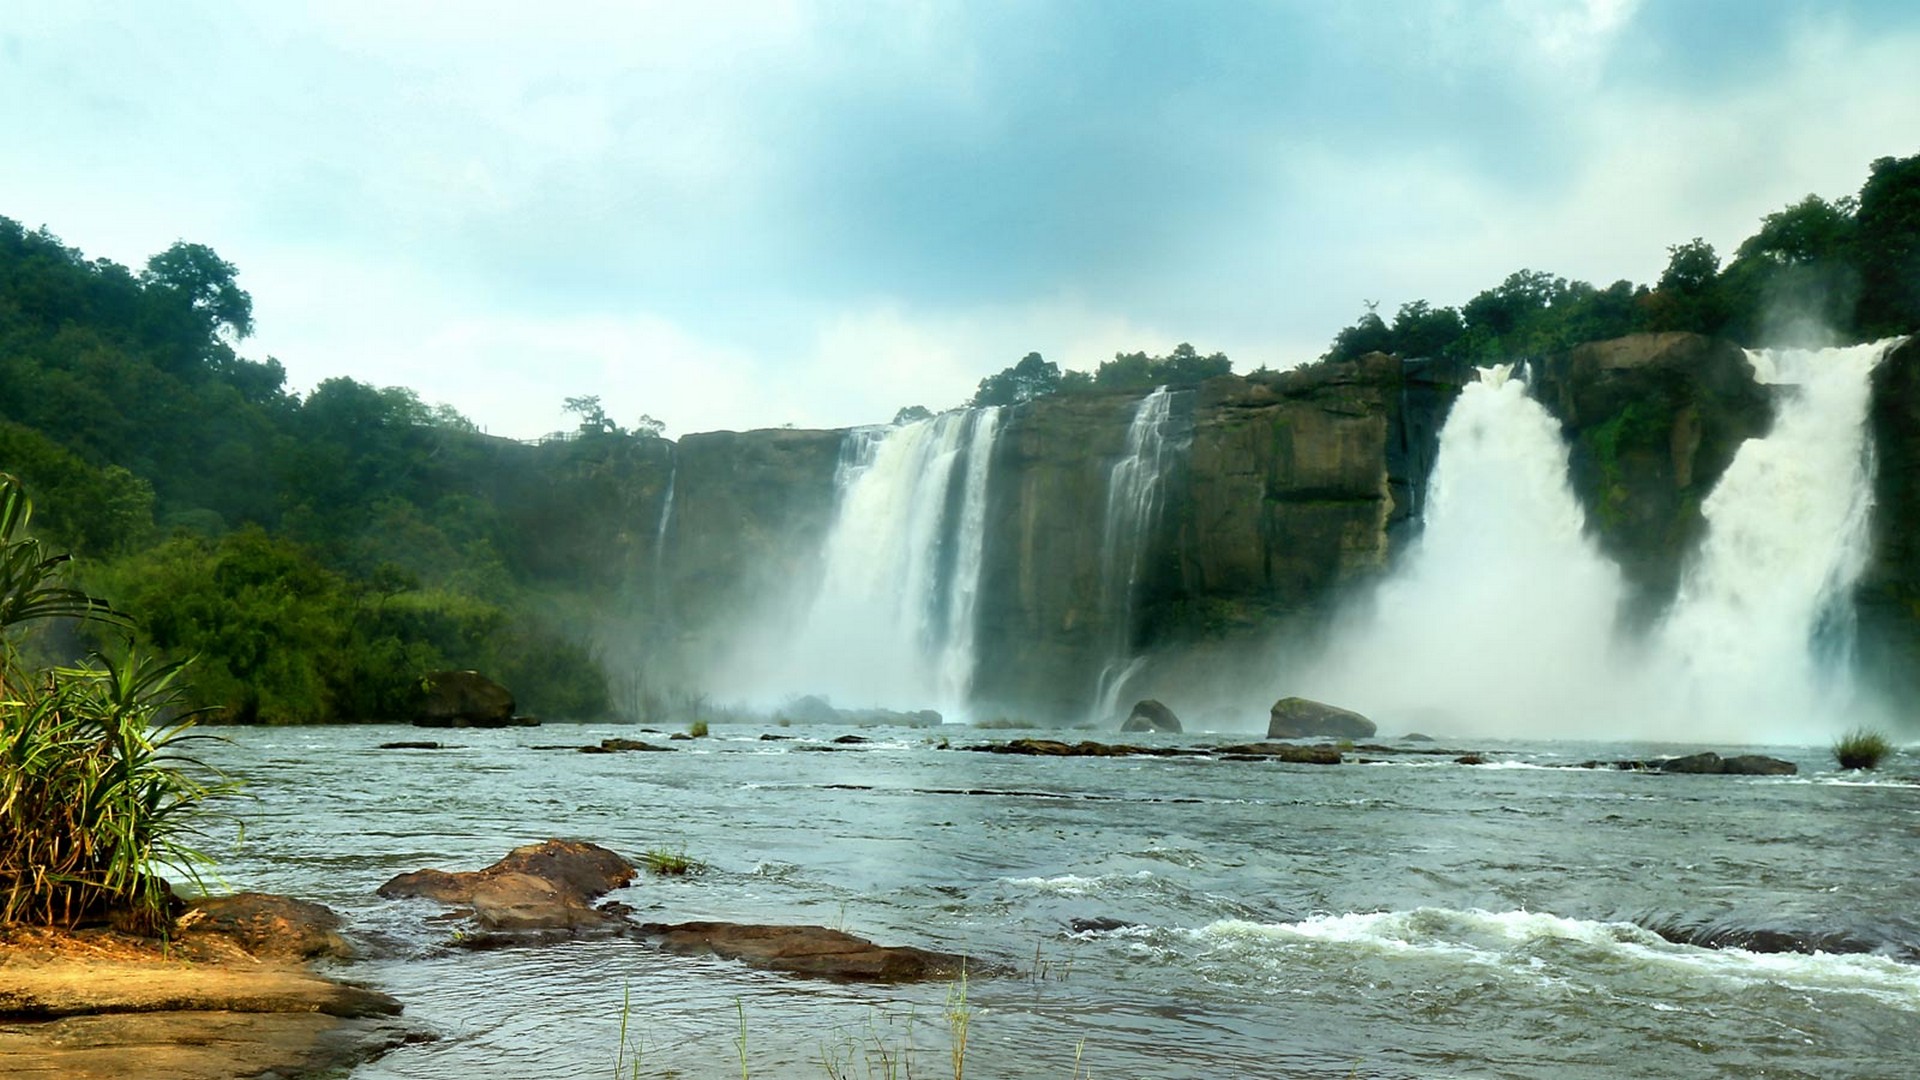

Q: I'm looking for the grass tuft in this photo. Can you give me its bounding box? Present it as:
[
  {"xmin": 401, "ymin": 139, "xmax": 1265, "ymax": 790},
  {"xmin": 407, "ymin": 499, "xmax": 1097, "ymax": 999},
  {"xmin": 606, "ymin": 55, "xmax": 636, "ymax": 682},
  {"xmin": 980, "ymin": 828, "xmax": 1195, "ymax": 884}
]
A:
[
  {"xmin": 689, "ymin": 717, "xmax": 710, "ymax": 738},
  {"xmin": 1833, "ymin": 727, "xmax": 1893, "ymax": 770},
  {"xmin": 641, "ymin": 847, "xmax": 702, "ymax": 876}
]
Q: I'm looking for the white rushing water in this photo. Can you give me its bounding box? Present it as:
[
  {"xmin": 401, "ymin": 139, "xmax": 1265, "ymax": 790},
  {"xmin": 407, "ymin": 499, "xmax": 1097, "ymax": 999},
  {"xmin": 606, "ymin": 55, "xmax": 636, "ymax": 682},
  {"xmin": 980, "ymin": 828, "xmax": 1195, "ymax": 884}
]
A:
[
  {"xmin": 755, "ymin": 408, "xmax": 1000, "ymax": 717},
  {"xmin": 1299, "ymin": 366, "xmax": 1634, "ymax": 736},
  {"xmin": 1653, "ymin": 341, "xmax": 1894, "ymax": 741},
  {"xmin": 1299, "ymin": 343, "xmax": 1894, "ymax": 742},
  {"xmin": 1090, "ymin": 387, "xmax": 1185, "ymax": 721}
]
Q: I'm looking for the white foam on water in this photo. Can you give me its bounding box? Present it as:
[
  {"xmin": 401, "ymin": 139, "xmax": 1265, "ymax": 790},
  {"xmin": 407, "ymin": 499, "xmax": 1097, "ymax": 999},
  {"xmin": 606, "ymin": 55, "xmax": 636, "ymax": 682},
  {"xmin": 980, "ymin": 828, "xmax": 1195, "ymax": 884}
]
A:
[{"xmin": 1169, "ymin": 907, "xmax": 1920, "ymax": 1008}]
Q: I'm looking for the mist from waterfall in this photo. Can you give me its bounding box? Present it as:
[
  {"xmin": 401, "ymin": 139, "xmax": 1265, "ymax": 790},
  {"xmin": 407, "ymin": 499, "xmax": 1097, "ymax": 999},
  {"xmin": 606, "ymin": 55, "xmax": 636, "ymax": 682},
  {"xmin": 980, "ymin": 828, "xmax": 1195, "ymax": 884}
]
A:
[
  {"xmin": 740, "ymin": 408, "xmax": 1000, "ymax": 718},
  {"xmin": 1295, "ymin": 366, "xmax": 1636, "ymax": 737},
  {"xmin": 1090, "ymin": 387, "xmax": 1186, "ymax": 722}
]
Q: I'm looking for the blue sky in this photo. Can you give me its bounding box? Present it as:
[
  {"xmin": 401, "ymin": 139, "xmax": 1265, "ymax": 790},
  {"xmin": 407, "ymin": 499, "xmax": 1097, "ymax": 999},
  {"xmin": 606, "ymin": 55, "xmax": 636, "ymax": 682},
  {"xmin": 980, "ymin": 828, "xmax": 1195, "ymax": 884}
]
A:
[{"xmin": 3, "ymin": 1, "xmax": 1917, "ymax": 437}]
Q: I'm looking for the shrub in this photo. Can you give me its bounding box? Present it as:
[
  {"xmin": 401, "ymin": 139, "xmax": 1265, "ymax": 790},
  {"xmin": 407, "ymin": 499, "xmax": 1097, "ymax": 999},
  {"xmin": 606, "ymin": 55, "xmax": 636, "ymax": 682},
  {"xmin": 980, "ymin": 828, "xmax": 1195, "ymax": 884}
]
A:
[
  {"xmin": 0, "ymin": 474, "xmax": 235, "ymax": 932},
  {"xmin": 1833, "ymin": 727, "xmax": 1893, "ymax": 770},
  {"xmin": 688, "ymin": 717, "xmax": 709, "ymax": 738}
]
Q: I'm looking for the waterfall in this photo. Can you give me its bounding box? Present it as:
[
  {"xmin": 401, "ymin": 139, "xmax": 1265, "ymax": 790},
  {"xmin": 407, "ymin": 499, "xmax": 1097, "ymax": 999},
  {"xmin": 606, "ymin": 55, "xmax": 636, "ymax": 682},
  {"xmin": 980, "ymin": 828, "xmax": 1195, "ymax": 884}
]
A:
[
  {"xmin": 1653, "ymin": 341, "xmax": 1894, "ymax": 741},
  {"xmin": 652, "ymin": 453, "xmax": 676, "ymax": 592},
  {"xmin": 761, "ymin": 408, "xmax": 1000, "ymax": 717},
  {"xmin": 1295, "ymin": 343, "xmax": 1894, "ymax": 743},
  {"xmin": 1090, "ymin": 387, "xmax": 1187, "ymax": 720},
  {"xmin": 933, "ymin": 407, "xmax": 1000, "ymax": 706},
  {"xmin": 1299, "ymin": 366, "xmax": 1633, "ymax": 736}
]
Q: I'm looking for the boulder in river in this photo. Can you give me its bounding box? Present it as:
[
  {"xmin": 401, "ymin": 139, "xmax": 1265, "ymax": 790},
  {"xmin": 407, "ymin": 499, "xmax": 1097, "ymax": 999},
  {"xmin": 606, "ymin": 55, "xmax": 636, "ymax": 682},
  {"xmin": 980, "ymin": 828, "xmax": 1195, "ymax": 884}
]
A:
[
  {"xmin": 414, "ymin": 670, "xmax": 520, "ymax": 728},
  {"xmin": 176, "ymin": 892, "xmax": 356, "ymax": 962},
  {"xmin": 1658, "ymin": 751, "xmax": 1797, "ymax": 776},
  {"xmin": 637, "ymin": 921, "xmax": 971, "ymax": 982},
  {"xmin": 377, "ymin": 839, "xmax": 634, "ymax": 934},
  {"xmin": 1120, "ymin": 699, "xmax": 1182, "ymax": 733},
  {"xmin": 1267, "ymin": 697, "xmax": 1376, "ymax": 739}
]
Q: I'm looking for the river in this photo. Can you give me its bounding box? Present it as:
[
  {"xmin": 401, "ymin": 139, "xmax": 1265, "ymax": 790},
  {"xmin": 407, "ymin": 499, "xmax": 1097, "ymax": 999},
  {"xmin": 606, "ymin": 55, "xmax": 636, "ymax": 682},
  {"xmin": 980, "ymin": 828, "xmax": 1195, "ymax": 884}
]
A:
[{"xmin": 191, "ymin": 723, "xmax": 1919, "ymax": 1079}]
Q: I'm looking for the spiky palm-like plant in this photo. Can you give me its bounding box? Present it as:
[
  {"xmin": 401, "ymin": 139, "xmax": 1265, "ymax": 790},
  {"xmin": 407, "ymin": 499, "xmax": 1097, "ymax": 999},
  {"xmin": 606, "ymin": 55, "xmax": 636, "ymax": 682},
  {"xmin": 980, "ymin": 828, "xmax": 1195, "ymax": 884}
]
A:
[{"xmin": 0, "ymin": 474, "xmax": 235, "ymax": 932}]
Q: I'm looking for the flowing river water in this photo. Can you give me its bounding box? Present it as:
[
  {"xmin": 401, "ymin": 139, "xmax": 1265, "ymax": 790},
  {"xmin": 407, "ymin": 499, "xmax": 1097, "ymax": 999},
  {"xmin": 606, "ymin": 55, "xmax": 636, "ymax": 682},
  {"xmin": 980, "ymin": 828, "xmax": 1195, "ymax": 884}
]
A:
[{"xmin": 194, "ymin": 724, "xmax": 1920, "ymax": 1079}]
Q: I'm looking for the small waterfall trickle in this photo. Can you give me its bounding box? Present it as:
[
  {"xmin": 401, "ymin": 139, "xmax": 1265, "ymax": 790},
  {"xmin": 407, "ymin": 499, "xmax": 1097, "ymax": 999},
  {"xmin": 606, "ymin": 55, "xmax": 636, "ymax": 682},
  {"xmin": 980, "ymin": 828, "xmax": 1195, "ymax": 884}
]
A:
[
  {"xmin": 1654, "ymin": 340, "xmax": 1895, "ymax": 741},
  {"xmin": 759, "ymin": 408, "xmax": 1000, "ymax": 717},
  {"xmin": 1090, "ymin": 387, "xmax": 1188, "ymax": 720},
  {"xmin": 652, "ymin": 453, "xmax": 676, "ymax": 595}
]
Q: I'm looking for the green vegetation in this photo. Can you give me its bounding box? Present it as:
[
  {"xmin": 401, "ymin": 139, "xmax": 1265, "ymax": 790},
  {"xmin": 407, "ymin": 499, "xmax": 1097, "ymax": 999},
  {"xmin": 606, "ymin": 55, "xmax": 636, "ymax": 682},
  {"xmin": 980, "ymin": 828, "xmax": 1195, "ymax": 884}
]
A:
[
  {"xmin": 0, "ymin": 475, "xmax": 235, "ymax": 932},
  {"xmin": 1321, "ymin": 154, "xmax": 1920, "ymax": 363},
  {"xmin": 640, "ymin": 847, "xmax": 701, "ymax": 876},
  {"xmin": 970, "ymin": 343, "xmax": 1231, "ymax": 407},
  {"xmin": 0, "ymin": 217, "xmax": 623, "ymax": 723},
  {"xmin": 1832, "ymin": 727, "xmax": 1893, "ymax": 770},
  {"xmin": 688, "ymin": 717, "xmax": 711, "ymax": 739},
  {"xmin": 944, "ymin": 966, "xmax": 971, "ymax": 1080}
]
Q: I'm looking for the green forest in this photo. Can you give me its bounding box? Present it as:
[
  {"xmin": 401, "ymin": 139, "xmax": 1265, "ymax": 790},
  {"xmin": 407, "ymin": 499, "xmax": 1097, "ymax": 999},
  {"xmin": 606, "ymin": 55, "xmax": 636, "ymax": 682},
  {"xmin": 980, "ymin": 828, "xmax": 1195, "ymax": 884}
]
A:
[
  {"xmin": 0, "ymin": 221, "xmax": 638, "ymax": 722},
  {"xmin": 2, "ymin": 152, "xmax": 1916, "ymax": 723}
]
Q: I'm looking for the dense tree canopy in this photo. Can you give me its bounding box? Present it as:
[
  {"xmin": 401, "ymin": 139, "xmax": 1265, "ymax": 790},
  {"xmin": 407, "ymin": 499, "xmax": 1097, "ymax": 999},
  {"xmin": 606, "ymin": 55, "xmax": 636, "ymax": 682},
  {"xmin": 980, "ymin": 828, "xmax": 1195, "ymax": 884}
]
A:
[
  {"xmin": 970, "ymin": 343, "xmax": 1232, "ymax": 408},
  {"xmin": 0, "ymin": 218, "xmax": 612, "ymax": 722},
  {"xmin": 1322, "ymin": 152, "xmax": 1920, "ymax": 363}
]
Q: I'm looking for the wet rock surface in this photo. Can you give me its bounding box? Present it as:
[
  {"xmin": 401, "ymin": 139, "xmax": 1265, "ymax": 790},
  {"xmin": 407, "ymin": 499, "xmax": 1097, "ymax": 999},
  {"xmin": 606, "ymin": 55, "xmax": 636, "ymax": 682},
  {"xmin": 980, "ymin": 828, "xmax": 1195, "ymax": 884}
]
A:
[
  {"xmin": 1121, "ymin": 699, "xmax": 1182, "ymax": 733},
  {"xmin": 1577, "ymin": 752, "xmax": 1798, "ymax": 775},
  {"xmin": 637, "ymin": 922, "xmax": 972, "ymax": 982},
  {"xmin": 0, "ymin": 897, "xmax": 411, "ymax": 1079},
  {"xmin": 378, "ymin": 839, "xmax": 635, "ymax": 937},
  {"xmin": 1268, "ymin": 697, "xmax": 1377, "ymax": 739},
  {"xmin": 176, "ymin": 892, "xmax": 355, "ymax": 962}
]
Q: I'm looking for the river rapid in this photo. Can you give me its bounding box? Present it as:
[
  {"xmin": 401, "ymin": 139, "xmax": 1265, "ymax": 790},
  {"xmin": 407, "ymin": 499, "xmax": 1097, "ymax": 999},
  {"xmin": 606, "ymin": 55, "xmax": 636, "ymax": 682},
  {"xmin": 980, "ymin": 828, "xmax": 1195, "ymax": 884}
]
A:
[{"xmin": 193, "ymin": 724, "xmax": 1920, "ymax": 1079}]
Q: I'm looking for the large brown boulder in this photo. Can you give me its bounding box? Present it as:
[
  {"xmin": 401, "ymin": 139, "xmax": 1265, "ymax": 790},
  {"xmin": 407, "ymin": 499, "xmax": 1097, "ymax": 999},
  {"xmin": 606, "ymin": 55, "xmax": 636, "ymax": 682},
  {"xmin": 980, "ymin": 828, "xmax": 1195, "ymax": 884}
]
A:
[
  {"xmin": 177, "ymin": 893, "xmax": 354, "ymax": 962},
  {"xmin": 377, "ymin": 839, "xmax": 634, "ymax": 933},
  {"xmin": 1268, "ymin": 697, "xmax": 1376, "ymax": 739},
  {"xmin": 638, "ymin": 922, "xmax": 969, "ymax": 982},
  {"xmin": 1120, "ymin": 699, "xmax": 1181, "ymax": 733},
  {"xmin": 414, "ymin": 670, "xmax": 518, "ymax": 728}
]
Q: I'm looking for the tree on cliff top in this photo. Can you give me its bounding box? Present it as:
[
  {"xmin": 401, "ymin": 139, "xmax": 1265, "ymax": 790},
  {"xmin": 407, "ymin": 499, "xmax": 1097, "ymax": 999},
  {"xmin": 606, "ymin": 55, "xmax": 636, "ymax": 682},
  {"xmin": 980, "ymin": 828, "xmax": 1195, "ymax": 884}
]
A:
[
  {"xmin": 971, "ymin": 352, "xmax": 1061, "ymax": 407},
  {"xmin": 1854, "ymin": 153, "xmax": 1920, "ymax": 338}
]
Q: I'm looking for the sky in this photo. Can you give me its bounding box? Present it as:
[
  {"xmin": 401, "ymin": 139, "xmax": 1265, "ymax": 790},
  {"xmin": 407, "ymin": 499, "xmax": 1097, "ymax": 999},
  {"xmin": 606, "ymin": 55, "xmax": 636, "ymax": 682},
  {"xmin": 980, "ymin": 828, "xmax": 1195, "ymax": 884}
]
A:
[{"xmin": 3, "ymin": 1, "xmax": 1918, "ymax": 439}]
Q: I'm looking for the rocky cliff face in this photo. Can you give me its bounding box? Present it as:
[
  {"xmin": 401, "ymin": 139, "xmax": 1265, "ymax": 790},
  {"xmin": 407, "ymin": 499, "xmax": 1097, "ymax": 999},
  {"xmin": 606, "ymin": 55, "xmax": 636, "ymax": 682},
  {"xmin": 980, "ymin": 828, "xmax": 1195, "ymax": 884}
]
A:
[
  {"xmin": 493, "ymin": 332, "xmax": 1920, "ymax": 726},
  {"xmin": 1530, "ymin": 333, "xmax": 1773, "ymax": 621},
  {"xmin": 968, "ymin": 353, "xmax": 1469, "ymax": 717},
  {"xmin": 1858, "ymin": 336, "xmax": 1920, "ymax": 704}
]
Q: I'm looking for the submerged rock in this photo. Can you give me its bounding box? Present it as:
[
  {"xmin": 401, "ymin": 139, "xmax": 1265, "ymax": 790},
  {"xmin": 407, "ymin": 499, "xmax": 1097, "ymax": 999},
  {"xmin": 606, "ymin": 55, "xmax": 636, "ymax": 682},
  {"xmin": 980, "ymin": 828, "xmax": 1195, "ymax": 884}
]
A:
[
  {"xmin": 1215, "ymin": 742, "xmax": 1343, "ymax": 765},
  {"xmin": 377, "ymin": 839, "xmax": 634, "ymax": 936},
  {"xmin": 637, "ymin": 921, "xmax": 970, "ymax": 982},
  {"xmin": 1120, "ymin": 699, "xmax": 1182, "ymax": 733},
  {"xmin": 965, "ymin": 739, "xmax": 1194, "ymax": 758},
  {"xmin": 1576, "ymin": 752, "xmax": 1798, "ymax": 776},
  {"xmin": 589, "ymin": 737, "xmax": 672, "ymax": 753},
  {"xmin": 1267, "ymin": 697, "xmax": 1376, "ymax": 739}
]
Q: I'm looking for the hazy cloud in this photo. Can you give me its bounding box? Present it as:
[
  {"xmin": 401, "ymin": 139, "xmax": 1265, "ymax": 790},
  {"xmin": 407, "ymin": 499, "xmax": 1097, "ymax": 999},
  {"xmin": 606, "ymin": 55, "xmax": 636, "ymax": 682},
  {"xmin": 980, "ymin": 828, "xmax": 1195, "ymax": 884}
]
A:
[{"xmin": 2, "ymin": 1, "xmax": 1916, "ymax": 436}]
